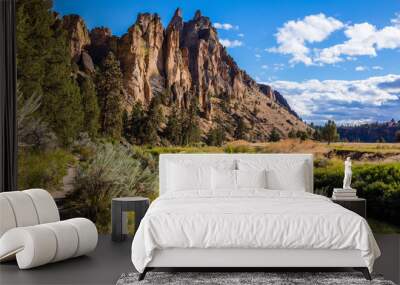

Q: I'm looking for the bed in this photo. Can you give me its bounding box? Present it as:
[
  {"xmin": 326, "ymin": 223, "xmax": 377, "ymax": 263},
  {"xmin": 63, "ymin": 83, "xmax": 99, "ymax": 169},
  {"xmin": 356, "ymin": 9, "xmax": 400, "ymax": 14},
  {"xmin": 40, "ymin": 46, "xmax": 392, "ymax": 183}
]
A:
[{"xmin": 131, "ymin": 154, "xmax": 380, "ymax": 280}]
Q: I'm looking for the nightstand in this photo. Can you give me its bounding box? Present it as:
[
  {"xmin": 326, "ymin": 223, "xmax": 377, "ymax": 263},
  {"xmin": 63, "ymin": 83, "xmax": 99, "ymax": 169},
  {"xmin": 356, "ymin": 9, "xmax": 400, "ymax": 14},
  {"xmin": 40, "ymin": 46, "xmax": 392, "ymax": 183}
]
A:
[
  {"xmin": 331, "ymin": 197, "xmax": 366, "ymax": 218},
  {"xmin": 111, "ymin": 197, "xmax": 150, "ymax": 242}
]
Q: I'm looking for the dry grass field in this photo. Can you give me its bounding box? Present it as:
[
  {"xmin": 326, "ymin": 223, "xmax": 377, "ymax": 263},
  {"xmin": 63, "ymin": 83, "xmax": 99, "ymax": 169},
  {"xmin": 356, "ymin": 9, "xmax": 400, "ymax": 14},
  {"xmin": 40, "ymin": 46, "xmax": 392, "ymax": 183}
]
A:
[{"xmin": 222, "ymin": 139, "xmax": 400, "ymax": 162}]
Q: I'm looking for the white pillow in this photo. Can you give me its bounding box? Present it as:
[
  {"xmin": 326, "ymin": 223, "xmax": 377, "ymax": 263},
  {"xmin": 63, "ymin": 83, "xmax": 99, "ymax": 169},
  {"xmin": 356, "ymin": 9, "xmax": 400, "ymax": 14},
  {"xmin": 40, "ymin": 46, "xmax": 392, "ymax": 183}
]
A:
[
  {"xmin": 167, "ymin": 162, "xmax": 212, "ymax": 191},
  {"xmin": 212, "ymin": 168, "xmax": 237, "ymax": 191},
  {"xmin": 236, "ymin": 169, "xmax": 267, "ymax": 189},
  {"xmin": 266, "ymin": 163, "xmax": 307, "ymax": 191}
]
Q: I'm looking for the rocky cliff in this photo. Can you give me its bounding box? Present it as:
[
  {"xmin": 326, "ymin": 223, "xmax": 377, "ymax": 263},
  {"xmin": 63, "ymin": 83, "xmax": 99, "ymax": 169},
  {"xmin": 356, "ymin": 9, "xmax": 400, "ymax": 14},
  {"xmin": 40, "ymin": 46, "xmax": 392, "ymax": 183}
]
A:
[
  {"xmin": 63, "ymin": 14, "xmax": 91, "ymax": 62},
  {"xmin": 63, "ymin": 9, "xmax": 310, "ymax": 141},
  {"xmin": 258, "ymin": 83, "xmax": 299, "ymax": 118}
]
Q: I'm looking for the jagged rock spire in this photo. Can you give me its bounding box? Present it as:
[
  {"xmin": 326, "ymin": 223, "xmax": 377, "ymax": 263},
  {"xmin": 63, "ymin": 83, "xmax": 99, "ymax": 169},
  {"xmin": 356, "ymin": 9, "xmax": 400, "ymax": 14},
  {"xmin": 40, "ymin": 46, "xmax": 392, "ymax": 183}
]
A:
[
  {"xmin": 169, "ymin": 7, "xmax": 183, "ymax": 29},
  {"xmin": 194, "ymin": 10, "xmax": 202, "ymax": 20},
  {"xmin": 173, "ymin": 7, "xmax": 182, "ymax": 18},
  {"xmin": 62, "ymin": 14, "xmax": 91, "ymax": 62}
]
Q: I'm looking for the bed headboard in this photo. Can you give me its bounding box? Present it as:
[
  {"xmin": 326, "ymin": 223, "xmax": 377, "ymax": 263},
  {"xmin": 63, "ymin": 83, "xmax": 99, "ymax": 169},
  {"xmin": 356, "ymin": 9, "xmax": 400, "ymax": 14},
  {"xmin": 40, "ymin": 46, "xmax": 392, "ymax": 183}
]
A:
[{"xmin": 159, "ymin": 153, "xmax": 314, "ymax": 195}]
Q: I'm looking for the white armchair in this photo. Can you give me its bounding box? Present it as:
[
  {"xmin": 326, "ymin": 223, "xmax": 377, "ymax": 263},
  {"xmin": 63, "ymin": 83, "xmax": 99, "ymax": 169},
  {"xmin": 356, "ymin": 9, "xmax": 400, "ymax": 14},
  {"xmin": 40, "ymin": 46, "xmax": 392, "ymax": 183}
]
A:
[{"xmin": 0, "ymin": 189, "xmax": 98, "ymax": 269}]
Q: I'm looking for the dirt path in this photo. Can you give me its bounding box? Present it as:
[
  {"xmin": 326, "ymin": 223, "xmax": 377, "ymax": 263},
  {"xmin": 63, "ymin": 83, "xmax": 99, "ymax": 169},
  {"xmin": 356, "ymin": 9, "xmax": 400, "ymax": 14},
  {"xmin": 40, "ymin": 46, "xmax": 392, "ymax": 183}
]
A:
[{"xmin": 52, "ymin": 162, "xmax": 78, "ymax": 199}]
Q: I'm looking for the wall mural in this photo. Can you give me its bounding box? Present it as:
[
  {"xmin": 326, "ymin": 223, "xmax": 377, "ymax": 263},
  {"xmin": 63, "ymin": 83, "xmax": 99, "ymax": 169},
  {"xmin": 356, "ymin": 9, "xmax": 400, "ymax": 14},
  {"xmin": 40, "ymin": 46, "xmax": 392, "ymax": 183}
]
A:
[{"xmin": 16, "ymin": 0, "xmax": 400, "ymax": 233}]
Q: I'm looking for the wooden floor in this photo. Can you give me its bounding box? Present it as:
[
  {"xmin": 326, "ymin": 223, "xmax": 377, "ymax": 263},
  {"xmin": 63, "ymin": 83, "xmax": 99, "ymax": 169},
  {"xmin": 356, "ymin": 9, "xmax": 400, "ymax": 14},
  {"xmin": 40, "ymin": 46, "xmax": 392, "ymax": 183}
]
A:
[{"xmin": 0, "ymin": 234, "xmax": 399, "ymax": 285}]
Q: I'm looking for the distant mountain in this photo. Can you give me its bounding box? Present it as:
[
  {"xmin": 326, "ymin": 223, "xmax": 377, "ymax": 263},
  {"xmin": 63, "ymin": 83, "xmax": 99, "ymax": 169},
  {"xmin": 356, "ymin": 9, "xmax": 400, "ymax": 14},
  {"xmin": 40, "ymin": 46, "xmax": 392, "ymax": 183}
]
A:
[
  {"xmin": 338, "ymin": 119, "xmax": 400, "ymax": 142},
  {"xmin": 62, "ymin": 9, "xmax": 309, "ymax": 141}
]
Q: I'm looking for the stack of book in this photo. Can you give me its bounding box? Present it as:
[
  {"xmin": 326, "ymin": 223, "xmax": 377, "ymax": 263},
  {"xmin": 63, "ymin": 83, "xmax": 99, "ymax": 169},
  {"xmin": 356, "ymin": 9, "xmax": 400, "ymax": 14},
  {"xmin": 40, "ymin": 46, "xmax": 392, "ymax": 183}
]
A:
[{"xmin": 332, "ymin": 188, "xmax": 357, "ymax": 200}]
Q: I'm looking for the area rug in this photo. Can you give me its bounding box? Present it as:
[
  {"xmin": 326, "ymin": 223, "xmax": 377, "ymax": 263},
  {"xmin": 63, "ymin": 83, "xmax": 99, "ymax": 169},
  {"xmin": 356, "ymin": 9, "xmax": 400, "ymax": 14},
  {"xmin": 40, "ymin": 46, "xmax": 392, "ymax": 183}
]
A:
[{"xmin": 116, "ymin": 272, "xmax": 395, "ymax": 285}]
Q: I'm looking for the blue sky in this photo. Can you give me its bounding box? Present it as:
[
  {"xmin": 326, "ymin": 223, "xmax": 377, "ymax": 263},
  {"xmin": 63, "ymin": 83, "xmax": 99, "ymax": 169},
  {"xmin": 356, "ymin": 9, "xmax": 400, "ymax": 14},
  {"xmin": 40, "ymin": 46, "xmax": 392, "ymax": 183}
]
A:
[{"xmin": 54, "ymin": 0, "xmax": 400, "ymax": 124}]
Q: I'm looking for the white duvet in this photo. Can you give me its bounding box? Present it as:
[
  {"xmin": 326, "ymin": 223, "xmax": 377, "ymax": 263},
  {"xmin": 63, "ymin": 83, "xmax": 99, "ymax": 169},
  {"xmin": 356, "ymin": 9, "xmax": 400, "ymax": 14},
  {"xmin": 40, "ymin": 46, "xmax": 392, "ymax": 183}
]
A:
[{"xmin": 131, "ymin": 190, "xmax": 380, "ymax": 273}]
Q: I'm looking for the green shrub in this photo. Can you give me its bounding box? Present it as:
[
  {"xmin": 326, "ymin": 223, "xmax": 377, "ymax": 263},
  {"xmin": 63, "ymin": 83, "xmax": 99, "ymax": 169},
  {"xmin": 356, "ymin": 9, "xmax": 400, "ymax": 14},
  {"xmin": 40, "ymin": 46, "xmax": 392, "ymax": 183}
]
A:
[
  {"xmin": 71, "ymin": 132, "xmax": 97, "ymax": 161},
  {"xmin": 315, "ymin": 162, "xmax": 400, "ymax": 227},
  {"xmin": 353, "ymin": 164, "xmax": 400, "ymax": 226},
  {"xmin": 131, "ymin": 145, "xmax": 158, "ymax": 172},
  {"xmin": 65, "ymin": 143, "xmax": 158, "ymax": 233},
  {"xmin": 18, "ymin": 149, "xmax": 75, "ymax": 192},
  {"xmin": 314, "ymin": 162, "xmax": 343, "ymax": 196}
]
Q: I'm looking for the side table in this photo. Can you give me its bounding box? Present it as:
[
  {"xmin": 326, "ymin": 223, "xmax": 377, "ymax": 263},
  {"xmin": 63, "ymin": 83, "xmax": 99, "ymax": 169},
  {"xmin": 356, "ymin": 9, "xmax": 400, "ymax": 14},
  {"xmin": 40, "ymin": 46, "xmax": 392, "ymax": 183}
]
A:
[
  {"xmin": 111, "ymin": 197, "xmax": 150, "ymax": 242},
  {"xmin": 331, "ymin": 197, "xmax": 366, "ymax": 219}
]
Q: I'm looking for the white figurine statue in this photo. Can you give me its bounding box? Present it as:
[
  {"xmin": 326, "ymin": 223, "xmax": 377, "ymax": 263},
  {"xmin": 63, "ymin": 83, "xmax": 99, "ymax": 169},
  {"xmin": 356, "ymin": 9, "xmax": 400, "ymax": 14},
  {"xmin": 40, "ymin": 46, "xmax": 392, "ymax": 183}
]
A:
[{"xmin": 343, "ymin": 157, "xmax": 352, "ymax": 189}]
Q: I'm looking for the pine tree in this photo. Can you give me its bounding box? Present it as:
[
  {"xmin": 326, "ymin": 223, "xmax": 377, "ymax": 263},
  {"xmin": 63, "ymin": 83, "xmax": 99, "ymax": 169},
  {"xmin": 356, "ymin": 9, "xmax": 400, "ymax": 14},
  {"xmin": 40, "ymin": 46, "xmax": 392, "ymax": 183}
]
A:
[
  {"xmin": 206, "ymin": 125, "xmax": 226, "ymax": 146},
  {"xmin": 164, "ymin": 104, "xmax": 182, "ymax": 145},
  {"xmin": 312, "ymin": 128, "xmax": 322, "ymax": 141},
  {"xmin": 17, "ymin": 0, "xmax": 84, "ymax": 145},
  {"xmin": 96, "ymin": 52, "xmax": 123, "ymax": 139},
  {"xmin": 79, "ymin": 77, "xmax": 100, "ymax": 138},
  {"xmin": 181, "ymin": 97, "xmax": 201, "ymax": 145},
  {"xmin": 142, "ymin": 96, "xmax": 164, "ymax": 145},
  {"xmin": 205, "ymin": 116, "xmax": 225, "ymax": 146},
  {"xmin": 16, "ymin": 0, "xmax": 53, "ymax": 100},
  {"xmin": 129, "ymin": 101, "xmax": 146, "ymax": 144},
  {"xmin": 321, "ymin": 120, "xmax": 339, "ymax": 144},
  {"xmin": 269, "ymin": 127, "xmax": 281, "ymax": 142},
  {"xmin": 122, "ymin": 109, "xmax": 129, "ymax": 139},
  {"xmin": 395, "ymin": 130, "xmax": 400, "ymax": 143},
  {"xmin": 103, "ymin": 89, "xmax": 123, "ymax": 139},
  {"xmin": 296, "ymin": 130, "xmax": 308, "ymax": 141},
  {"xmin": 41, "ymin": 15, "xmax": 84, "ymax": 144},
  {"xmin": 234, "ymin": 117, "xmax": 248, "ymax": 140}
]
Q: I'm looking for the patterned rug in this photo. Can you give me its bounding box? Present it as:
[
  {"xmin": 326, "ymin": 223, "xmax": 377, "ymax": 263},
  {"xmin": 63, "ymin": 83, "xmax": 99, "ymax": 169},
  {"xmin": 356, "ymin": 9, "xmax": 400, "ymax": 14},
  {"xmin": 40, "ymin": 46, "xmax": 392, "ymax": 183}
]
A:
[{"xmin": 116, "ymin": 271, "xmax": 395, "ymax": 285}]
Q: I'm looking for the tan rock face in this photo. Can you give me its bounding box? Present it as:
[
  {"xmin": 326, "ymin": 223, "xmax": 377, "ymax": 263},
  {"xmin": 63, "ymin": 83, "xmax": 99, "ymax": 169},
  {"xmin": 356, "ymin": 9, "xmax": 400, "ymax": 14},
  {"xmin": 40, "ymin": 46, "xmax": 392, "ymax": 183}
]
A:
[
  {"xmin": 179, "ymin": 11, "xmax": 256, "ymax": 116},
  {"xmin": 62, "ymin": 15, "xmax": 91, "ymax": 62},
  {"xmin": 164, "ymin": 8, "xmax": 192, "ymax": 108},
  {"xmin": 117, "ymin": 13, "xmax": 165, "ymax": 105},
  {"xmin": 182, "ymin": 11, "xmax": 219, "ymax": 113},
  {"xmin": 258, "ymin": 84, "xmax": 276, "ymax": 101},
  {"xmin": 63, "ymin": 9, "xmax": 310, "ymax": 140}
]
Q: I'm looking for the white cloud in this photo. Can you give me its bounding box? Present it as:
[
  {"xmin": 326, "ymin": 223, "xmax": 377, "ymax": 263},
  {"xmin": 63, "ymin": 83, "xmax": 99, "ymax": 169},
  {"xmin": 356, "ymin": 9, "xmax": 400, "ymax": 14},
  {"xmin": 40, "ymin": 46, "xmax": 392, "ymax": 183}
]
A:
[
  {"xmin": 391, "ymin": 13, "xmax": 400, "ymax": 26},
  {"xmin": 213, "ymin": 22, "xmax": 238, "ymax": 30},
  {"xmin": 255, "ymin": 54, "xmax": 261, "ymax": 58},
  {"xmin": 316, "ymin": 23, "xmax": 377, "ymax": 64},
  {"xmin": 273, "ymin": 63, "xmax": 285, "ymax": 71},
  {"xmin": 269, "ymin": 13, "xmax": 400, "ymax": 66},
  {"xmin": 316, "ymin": 14, "xmax": 400, "ymax": 64},
  {"xmin": 354, "ymin": 65, "xmax": 383, "ymax": 72},
  {"xmin": 238, "ymin": 33, "xmax": 245, "ymax": 37},
  {"xmin": 355, "ymin": 66, "xmax": 367, "ymax": 71},
  {"xmin": 265, "ymin": 74, "xmax": 400, "ymax": 123},
  {"xmin": 267, "ymin": 13, "xmax": 344, "ymax": 65},
  {"xmin": 219, "ymin": 39, "xmax": 243, "ymax": 48},
  {"xmin": 261, "ymin": 65, "xmax": 269, "ymax": 69}
]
